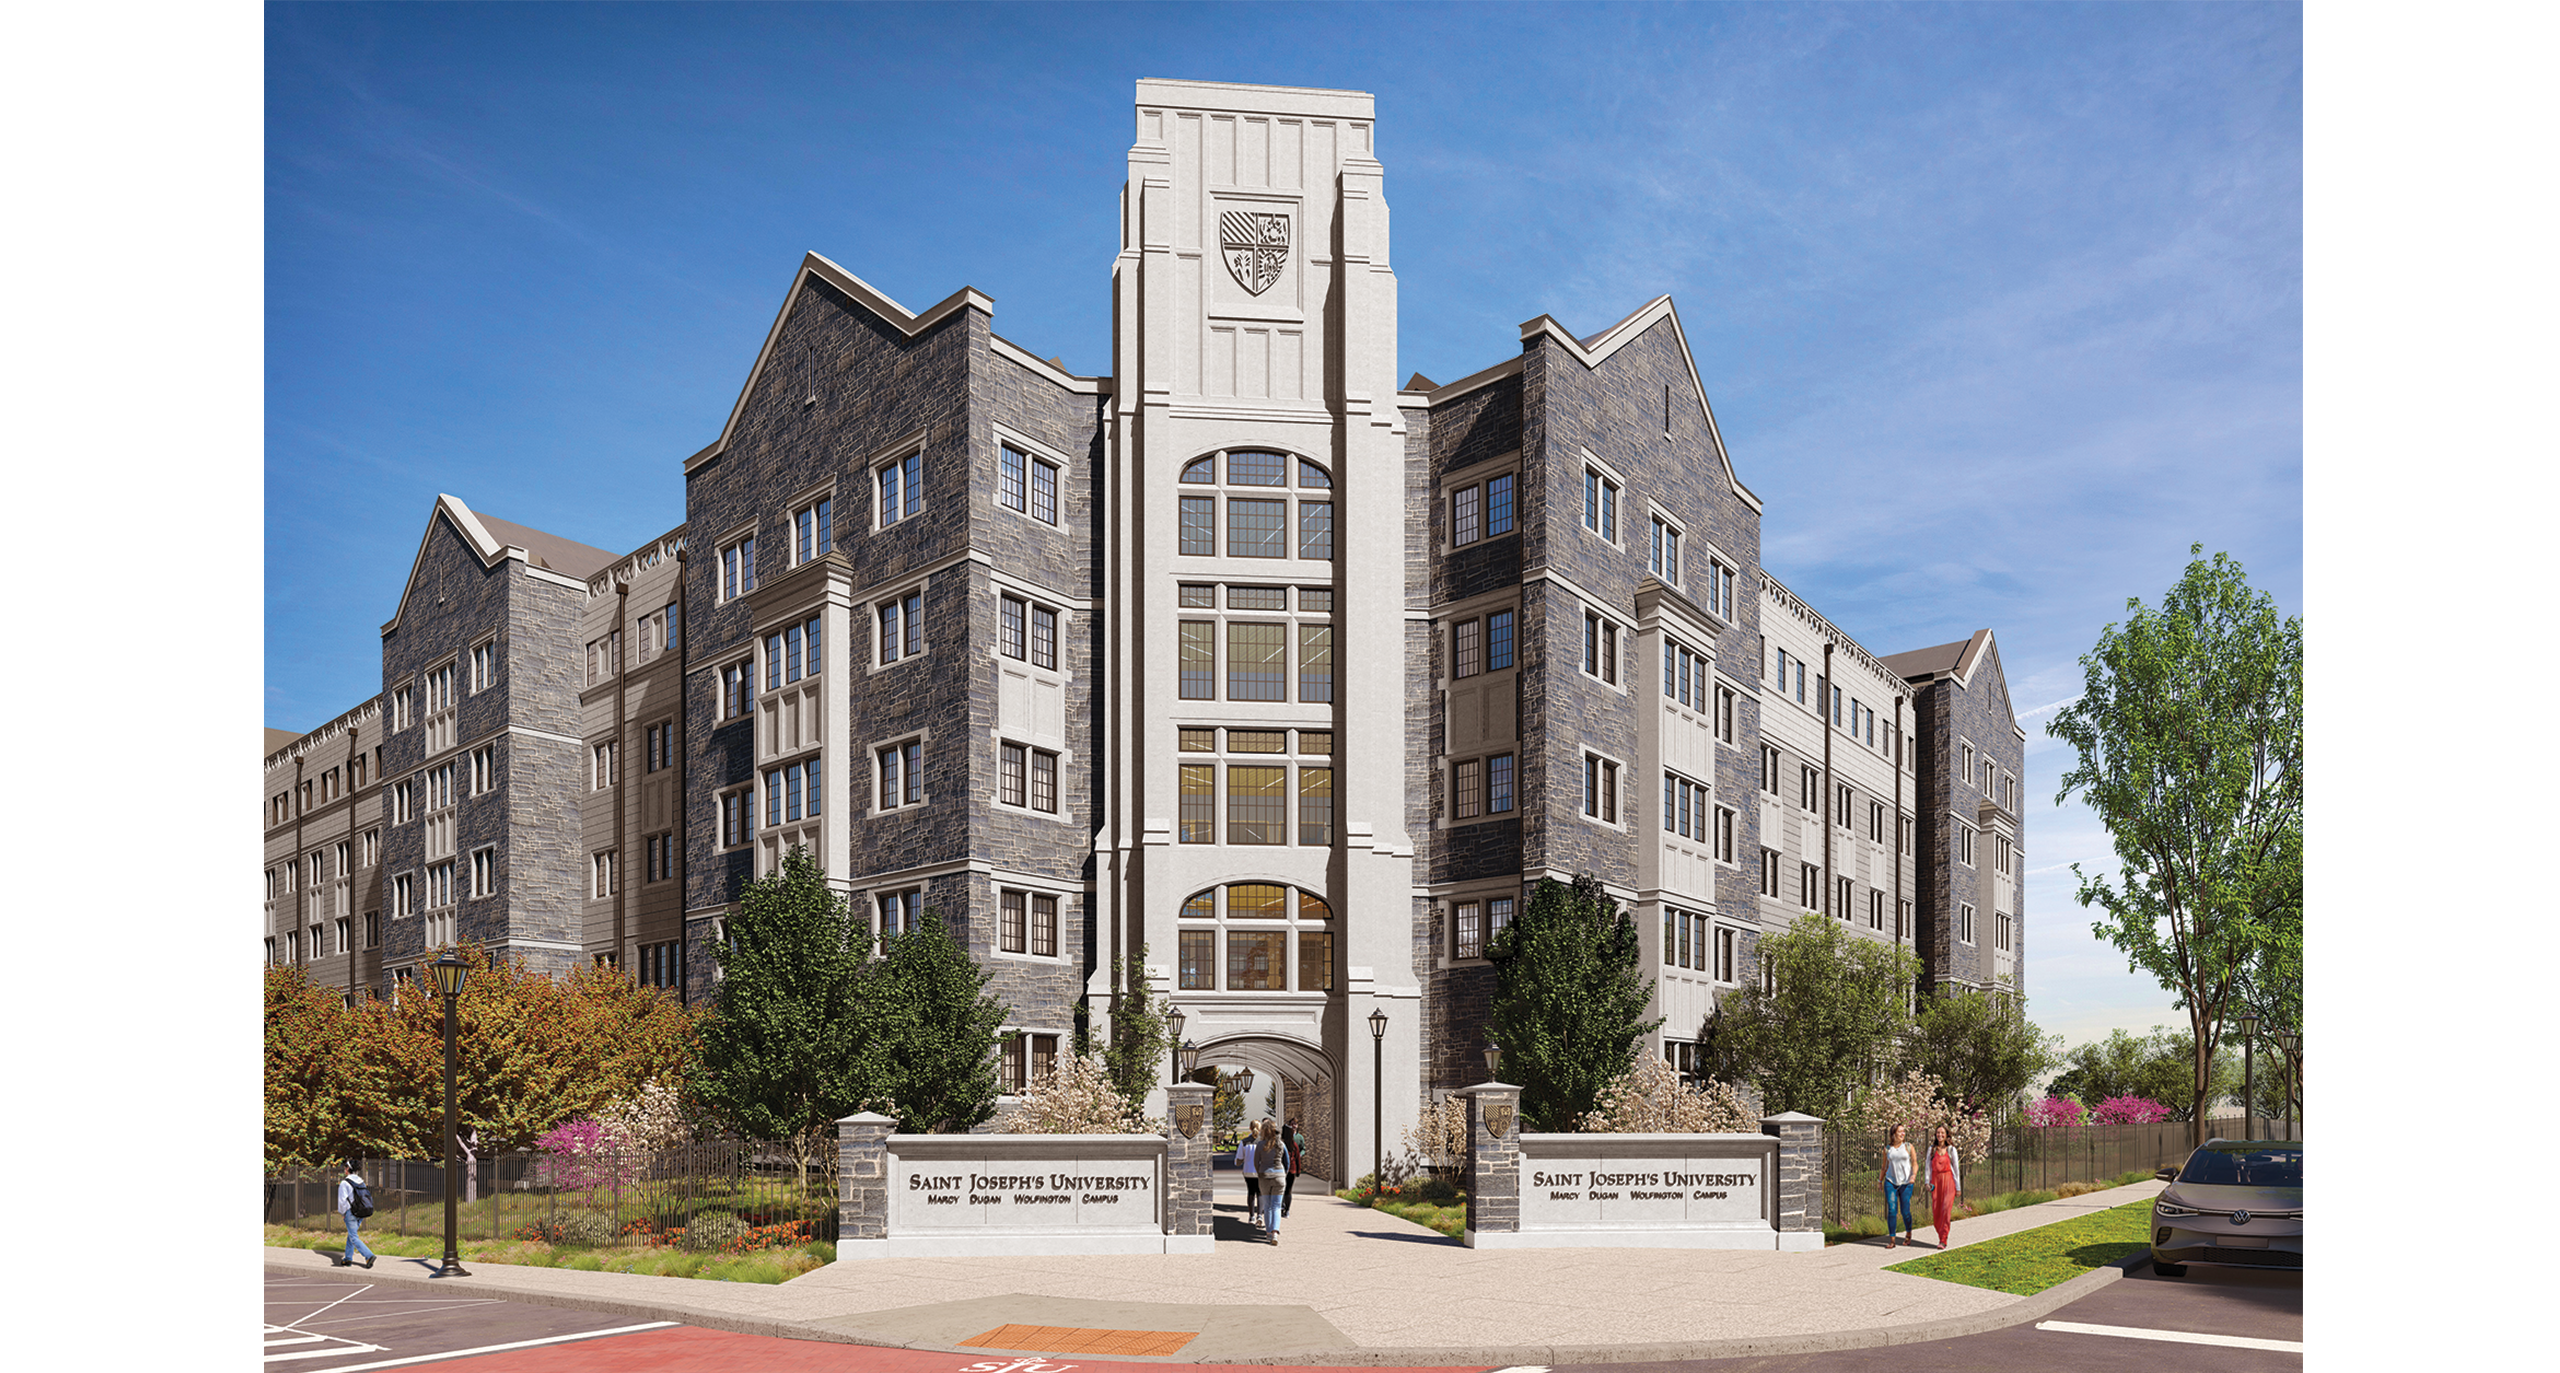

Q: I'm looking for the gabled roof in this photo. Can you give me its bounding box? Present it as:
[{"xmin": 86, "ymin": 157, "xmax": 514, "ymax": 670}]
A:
[
  {"xmin": 380, "ymin": 494, "xmax": 611, "ymax": 635},
  {"xmin": 1884, "ymin": 629, "xmax": 2021, "ymax": 737},
  {"xmin": 1407, "ymin": 295, "xmax": 1761, "ymax": 514}
]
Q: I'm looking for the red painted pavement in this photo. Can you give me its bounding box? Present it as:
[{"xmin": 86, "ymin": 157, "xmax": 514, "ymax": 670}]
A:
[{"xmin": 433, "ymin": 1325, "xmax": 1492, "ymax": 1373}]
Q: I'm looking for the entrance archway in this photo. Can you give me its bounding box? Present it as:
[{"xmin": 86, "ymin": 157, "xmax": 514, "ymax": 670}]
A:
[{"xmin": 1193, "ymin": 1034, "xmax": 1338, "ymax": 1185}]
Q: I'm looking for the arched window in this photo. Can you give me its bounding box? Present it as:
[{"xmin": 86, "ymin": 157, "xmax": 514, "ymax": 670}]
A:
[
  {"xmin": 1174, "ymin": 449, "xmax": 1335, "ymax": 561},
  {"xmin": 1174, "ymin": 883, "xmax": 1334, "ymax": 994}
]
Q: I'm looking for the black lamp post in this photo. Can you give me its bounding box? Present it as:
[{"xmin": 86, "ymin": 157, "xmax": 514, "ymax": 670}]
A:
[
  {"xmin": 1166, "ymin": 1006, "xmax": 1187, "ymax": 1086},
  {"xmin": 1485, "ymin": 1043, "xmax": 1502, "ymax": 1078},
  {"xmin": 1180, "ymin": 1038, "xmax": 1201, "ymax": 1080},
  {"xmin": 2238, "ymin": 1014, "xmax": 2258, "ymax": 1140},
  {"xmin": 1368, "ymin": 1007, "xmax": 1388, "ymax": 1189},
  {"xmin": 2276, "ymin": 1030, "xmax": 2299, "ymax": 1141},
  {"xmin": 432, "ymin": 950, "xmax": 471, "ymax": 1278}
]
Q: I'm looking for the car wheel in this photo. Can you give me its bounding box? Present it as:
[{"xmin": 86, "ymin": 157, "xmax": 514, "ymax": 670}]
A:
[{"xmin": 2152, "ymin": 1259, "xmax": 2186, "ymax": 1277}]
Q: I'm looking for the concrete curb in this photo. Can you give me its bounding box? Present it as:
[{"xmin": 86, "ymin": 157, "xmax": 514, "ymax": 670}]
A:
[{"xmin": 268, "ymin": 1244, "xmax": 2146, "ymax": 1366}]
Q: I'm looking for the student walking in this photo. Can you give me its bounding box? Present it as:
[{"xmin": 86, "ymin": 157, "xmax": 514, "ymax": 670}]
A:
[
  {"xmin": 1880, "ymin": 1124, "xmax": 1916, "ymax": 1249},
  {"xmin": 336, "ymin": 1161, "xmax": 377, "ymax": 1269},
  {"xmin": 1235, "ymin": 1130, "xmax": 1262, "ymax": 1232},
  {"xmin": 1256, "ymin": 1120, "xmax": 1288, "ymax": 1244},
  {"xmin": 1927, "ymin": 1124, "xmax": 1964, "ymax": 1249},
  {"xmin": 1280, "ymin": 1117, "xmax": 1307, "ymax": 1218}
]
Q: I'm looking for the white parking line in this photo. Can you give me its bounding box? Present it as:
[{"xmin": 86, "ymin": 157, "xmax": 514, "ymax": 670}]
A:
[
  {"xmin": 262, "ymin": 1323, "xmax": 386, "ymax": 1363},
  {"xmin": 2036, "ymin": 1319, "xmax": 2304, "ymax": 1353},
  {"xmin": 293, "ymin": 1322, "xmax": 680, "ymax": 1372}
]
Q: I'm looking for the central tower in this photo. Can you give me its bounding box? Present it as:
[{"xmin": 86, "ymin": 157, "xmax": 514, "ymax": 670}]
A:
[{"xmin": 1099, "ymin": 80, "xmax": 1415, "ymax": 1179}]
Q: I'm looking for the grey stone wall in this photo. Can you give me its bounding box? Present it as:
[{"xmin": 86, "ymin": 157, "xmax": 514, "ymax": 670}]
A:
[
  {"xmin": 836, "ymin": 1111, "xmax": 893, "ymax": 1242},
  {"xmin": 1163, "ymin": 1082, "xmax": 1215, "ymax": 1237},
  {"xmin": 1463, "ymin": 1085, "xmax": 1521, "ymax": 1238},
  {"xmin": 1762, "ymin": 1110, "xmax": 1824, "ymax": 1234}
]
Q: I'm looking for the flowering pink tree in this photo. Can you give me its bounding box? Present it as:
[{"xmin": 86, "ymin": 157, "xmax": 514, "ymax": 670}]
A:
[
  {"xmin": 2027, "ymin": 1095, "xmax": 2086, "ymax": 1128},
  {"xmin": 2091, "ymin": 1095, "xmax": 2170, "ymax": 1125},
  {"xmin": 535, "ymin": 1118, "xmax": 636, "ymax": 1198}
]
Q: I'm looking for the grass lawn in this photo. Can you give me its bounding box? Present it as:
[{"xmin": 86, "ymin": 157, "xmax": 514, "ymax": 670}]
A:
[
  {"xmin": 264, "ymin": 1224, "xmax": 834, "ymax": 1284},
  {"xmin": 1824, "ymin": 1168, "xmax": 2155, "ymax": 1246},
  {"xmin": 1334, "ymin": 1184, "xmax": 1467, "ymax": 1239},
  {"xmin": 1882, "ymin": 1199, "xmax": 2154, "ymax": 1295}
]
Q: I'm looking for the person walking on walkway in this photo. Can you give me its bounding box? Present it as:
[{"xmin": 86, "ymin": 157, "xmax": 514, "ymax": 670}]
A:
[
  {"xmin": 1281, "ymin": 1117, "xmax": 1307, "ymax": 1218},
  {"xmin": 1880, "ymin": 1124, "xmax": 1916, "ymax": 1248},
  {"xmin": 1235, "ymin": 1129, "xmax": 1262, "ymax": 1233},
  {"xmin": 1927, "ymin": 1123, "xmax": 1963, "ymax": 1249},
  {"xmin": 335, "ymin": 1161, "xmax": 377, "ymax": 1269},
  {"xmin": 1256, "ymin": 1119, "xmax": 1288, "ymax": 1244}
]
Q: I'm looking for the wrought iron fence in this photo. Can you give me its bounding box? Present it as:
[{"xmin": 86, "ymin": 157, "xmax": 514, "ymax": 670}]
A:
[
  {"xmin": 1823, "ymin": 1114, "xmax": 2298, "ymax": 1231},
  {"xmin": 265, "ymin": 1137, "xmax": 840, "ymax": 1246}
]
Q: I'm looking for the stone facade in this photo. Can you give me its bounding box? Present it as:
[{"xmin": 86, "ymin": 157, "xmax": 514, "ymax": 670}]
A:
[{"xmin": 267, "ymin": 79, "xmax": 2021, "ymax": 1171}]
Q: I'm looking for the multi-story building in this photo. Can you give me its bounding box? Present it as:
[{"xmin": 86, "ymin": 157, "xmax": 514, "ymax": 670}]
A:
[
  {"xmin": 263, "ymin": 706, "xmax": 386, "ymax": 1003},
  {"xmin": 265, "ymin": 79, "xmax": 2021, "ymax": 1179}
]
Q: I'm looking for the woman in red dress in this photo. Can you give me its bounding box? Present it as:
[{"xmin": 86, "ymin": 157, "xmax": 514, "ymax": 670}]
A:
[{"xmin": 1927, "ymin": 1123, "xmax": 1963, "ymax": 1248}]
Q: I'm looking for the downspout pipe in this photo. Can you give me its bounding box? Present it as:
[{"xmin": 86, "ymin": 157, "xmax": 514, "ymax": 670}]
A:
[
  {"xmin": 1821, "ymin": 642, "xmax": 1834, "ymax": 922},
  {"xmin": 614, "ymin": 581, "xmax": 630, "ymax": 977},
  {"xmin": 673, "ymin": 547, "xmax": 690, "ymax": 1007}
]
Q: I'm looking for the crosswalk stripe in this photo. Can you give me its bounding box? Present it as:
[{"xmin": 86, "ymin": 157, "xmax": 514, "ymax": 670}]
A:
[
  {"xmin": 265, "ymin": 1347, "xmax": 387, "ymax": 1364},
  {"xmin": 2036, "ymin": 1319, "xmax": 2304, "ymax": 1353}
]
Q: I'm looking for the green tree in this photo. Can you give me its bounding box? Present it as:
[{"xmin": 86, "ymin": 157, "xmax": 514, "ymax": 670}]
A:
[
  {"xmin": 694, "ymin": 847, "xmax": 874, "ymax": 1183},
  {"xmin": 1705, "ymin": 914, "xmax": 1918, "ymax": 1123},
  {"xmin": 1906, "ymin": 989, "xmax": 2059, "ymax": 1118},
  {"xmin": 1486, "ymin": 875, "xmax": 1663, "ymax": 1131},
  {"xmin": 865, "ymin": 909, "xmax": 1009, "ymax": 1133},
  {"xmin": 266, "ymin": 964, "xmax": 361, "ymax": 1172},
  {"xmin": 2231, "ymin": 899, "xmax": 2302, "ymax": 1121},
  {"xmin": 2047, "ymin": 1026, "xmax": 2236, "ymax": 1121},
  {"xmin": 2049, "ymin": 545, "xmax": 2302, "ymax": 1147},
  {"xmin": 1075, "ymin": 946, "xmax": 1176, "ymax": 1110}
]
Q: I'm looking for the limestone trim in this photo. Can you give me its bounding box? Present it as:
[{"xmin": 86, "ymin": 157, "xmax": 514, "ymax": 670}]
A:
[
  {"xmin": 1760, "ymin": 571, "xmax": 1906, "ymax": 693},
  {"xmin": 380, "ymin": 495, "xmax": 585, "ymax": 636},
  {"xmin": 684, "ymin": 252, "xmax": 992, "ymax": 477},
  {"xmin": 989, "ymin": 333, "xmax": 1108, "ymax": 394}
]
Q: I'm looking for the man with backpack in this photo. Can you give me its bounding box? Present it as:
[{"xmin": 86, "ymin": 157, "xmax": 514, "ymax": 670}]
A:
[
  {"xmin": 1281, "ymin": 1117, "xmax": 1307, "ymax": 1217},
  {"xmin": 336, "ymin": 1161, "xmax": 377, "ymax": 1269}
]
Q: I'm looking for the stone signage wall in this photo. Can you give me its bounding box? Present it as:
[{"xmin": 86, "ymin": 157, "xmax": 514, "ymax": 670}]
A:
[
  {"xmin": 1461, "ymin": 1084, "xmax": 1823, "ymax": 1251},
  {"xmin": 837, "ymin": 1086, "xmax": 1216, "ymax": 1259}
]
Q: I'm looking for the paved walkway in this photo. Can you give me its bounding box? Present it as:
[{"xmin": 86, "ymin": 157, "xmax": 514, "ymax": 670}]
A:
[{"xmin": 264, "ymin": 1176, "xmax": 2168, "ymax": 1364}]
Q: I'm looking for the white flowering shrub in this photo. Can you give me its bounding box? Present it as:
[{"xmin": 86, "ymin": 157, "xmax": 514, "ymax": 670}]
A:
[
  {"xmin": 1405, "ymin": 1096, "xmax": 1471, "ymax": 1168},
  {"xmin": 596, "ymin": 1077, "xmax": 696, "ymax": 1154},
  {"xmin": 1575, "ymin": 1056, "xmax": 1756, "ymax": 1134},
  {"xmin": 999, "ymin": 1051, "xmax": 1152, "ymax": 1134},
  {"xmin": 1842, "ymin": 1068, "xmax": 1991, "ymax": 1163}
]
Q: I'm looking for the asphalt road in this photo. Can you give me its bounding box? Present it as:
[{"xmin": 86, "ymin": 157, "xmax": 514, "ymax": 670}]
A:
[{"xmin": 264, "ymin": 1257, "xmax": 2300, "ymax": 1371}]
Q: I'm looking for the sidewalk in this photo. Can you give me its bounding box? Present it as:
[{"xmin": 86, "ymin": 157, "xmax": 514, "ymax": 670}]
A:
[{"xmin": 263, "ymin": 1176, "xmax": 2167, "ymax": 1364}]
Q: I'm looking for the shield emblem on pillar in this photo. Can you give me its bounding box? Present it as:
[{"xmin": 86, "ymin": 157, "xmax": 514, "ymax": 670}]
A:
[
  {"xmin": 1175, "ymin": 1103, "xmax": 1205, "ymax": 1138},
  {"xmin": 1484, "ymin": 1104, "xmax": 1515, "ymax": 1140},
  {"xmin": 1220, "ymin": 210, "xmax": 1290, "ymax": 295}
]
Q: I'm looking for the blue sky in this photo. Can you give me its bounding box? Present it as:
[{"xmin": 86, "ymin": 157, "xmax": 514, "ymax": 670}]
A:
[{"xmin": 263, "ymin": 2, "xmax": 2302, "ymax": 1055}]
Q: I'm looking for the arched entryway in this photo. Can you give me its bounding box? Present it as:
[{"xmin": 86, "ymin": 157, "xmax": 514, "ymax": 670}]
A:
[{"xmin": 1192, "ymin": 1034, "xmax": 1339, "ymax": 1185}]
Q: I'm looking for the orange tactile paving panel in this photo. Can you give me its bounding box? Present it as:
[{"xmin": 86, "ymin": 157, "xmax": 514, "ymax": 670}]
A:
[{"xmin": 959, "ymin": 1324, "xmax": 1201, "ymax": 1357}]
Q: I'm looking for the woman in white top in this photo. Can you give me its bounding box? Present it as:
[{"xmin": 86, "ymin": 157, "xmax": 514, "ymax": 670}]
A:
[
  {"xmin": 1880, "ymin": 1125, "xmax": 1917, "ymax": 1249},
  {"xmin": 1236, "ymin": 1130, "xmax": 1261, "ymax": 1231}
]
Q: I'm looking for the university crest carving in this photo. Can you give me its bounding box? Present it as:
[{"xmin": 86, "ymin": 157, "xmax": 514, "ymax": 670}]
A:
[
  {"xmin": 1484, "ymin": 1104, "xmax": 1515, "ymax": 1140},
  {"xmin": 1219, "ymin": 209, "xmax": 1290, "ymax": 295},
  {"xmin": 1174, "ymin": 1103, "xmax": 1205, "ymax": 1138}
]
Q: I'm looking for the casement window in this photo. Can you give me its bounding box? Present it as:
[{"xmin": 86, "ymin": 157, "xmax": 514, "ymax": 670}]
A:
[
  {"xmin": 592, "ymin": 851, "xmax": 616, "ymax": 899},
  {"xmin": 1961, "ymin": 742, "xmax": 1976, "ymax": 784},
  {"xmin": 1453, "ymin": 617, "xmax": 1482, "ymax": 680},
  {"xmin": 361, "ymin": 830, "xmax": 379, "ymax": 868},
  {"xmin": 470, "ymin": 847, "xmax": 497, "ymax": 899},
  {"xmin": 1760, "ymin": 849, "xmax": 1781, "ymax": 898},
  {"xmin": 876, "ymin": 889, "xmax": 923, "ymax": 936},
  {"xmin": 1178, "ymin": 583, "xmax": 1214, "ymax": 608},
  {"xmin": 1900, "ymin": 815, "xmax": 1914, "ymax": 854},
  {"xmin": 796, "ymin": 496, "xmax": 834, "ymax": 563},
  {"xmin": 1761, "ymin": 745, "xmax": 1780, "ymax": 794},
  {"xmin": 1178, "ymin": 882, "xmax": 1335, "ymax": 991},
  {"xmin": 364, "ymin": 913, "xmax": 380, "ymax": 949},
  {"xmin": 587, "ymin": 631, "xmax": 622, "ymax": 685},
  {"xmin": 1714, "ymin": 927, "xmax": 1737, "ymax": 983},
  {"xmin": 721, "ymin": 535, "xmax": 757, "ymax": 601},
  {"xmin": 1179, "ymin": 621, "xmax": 1214, "ymax": 699},
  {"xmin": 998, "ymin": 889, "xmax": 1061, "ymax": 958},
  {"xmin": 878, "ymin": 450, "xmax": 923, "ymax": 526},
  {"xmin": 1996, "ymin": 911, "xmax": 2013, "ymax": 952},
  {"xmin": 1648, "ymin": 515, "xmax": 1681, "ymax": 583},
  {"xmin": 1664, "ymin": 639, "xmax": 1710, "ymax": 708},
  {"xmin": 1957, "ymin": 823, "xmax": 1977, "ymax": 867},
  {"xmin": 999, "ymin": 595, "xmax": 1061, "ymax": 670},
  {"xmin": 310, "ymin": 852, "xmax": 326, "ymax": 887},
  {"xmin": 646, "ymin": 721, "xmax": 674, "ymax": 773},
  {"xmin": 1179, "ymin": 496, "xmax": 1215, "ymax": 556},
  {"xmin": 471, "ymin": 746, "xmax": 495, "ymax": 796},
  {"xmin": 640, "ymin": 941, "xmax": 683, "ymax": 990},
  {"xmin": 1837, "ymin": 875, "xmax": 1855, "ymax": 920},
  {"xmin": 1898, "ymin": 900, "xmax": 1912, "ymax": 939},
  {"xmin": 1299, "ymin": 624, "xmax": 1333, "ymax": 702},
  {"xmin": 392, "ymin": 685, "xmax": 414, "ymax": 731},
  {"xmin": 1227, "ymin": 622, "xmax": 1286, "ymax": 701},
  {"xmin": 1448, "ymin": 471, "xmax": 1516, "ymax": 547},
  {"xmin": 391, "ymin": 873, "xmax": 413, "ymax": 919},
  {"xmin": 1179, "ymin": 764, "xmax": 1214, "ymax": 843},
  {"xmin": 877, "ymin": 740, "xmax": 925, "ymax": 810},
  {"xmin": 877, "ymin": 591, "xmax": 924, "ymax": 664},
  {"xmin": 1451, "ymin": 893, "xmax": 1515, "ymax": 960},
  {"xmin": 1800, "ymin": 765, "xmax": 1819, "ymax": 812},
  {"xmin": 997, "ymin": 444, "xmax": 1062, "ymax": 525},
  {"xmin": 1299, "ymin": 498, "xmax": 1334, "ymax": 560},
  {"xmin": 1705, "ymin": 557, "xmax": 1736, "ymax": 622},
  {"xmin": 427, "ymin": 763, "xmax": 455, "ymax": 812},
  {"xmin": 1000, "ymin": 1031, "xmax": 1061, "ymax": 1091},
  {"xmin": 1299, "ymin": 765, "xmax": 1334, "ymax": 844},
  {"xmin": 471, "ymin": 639, "xmax": 498, "ymax": 693},
  {"xmin": 644, "ymin": 831, "xmax": 675, "ymax": 883},
  {"xmin": 426, "ymin": 662, "xmax": 455, "ymax": 714},
  {"xmin": 1959, "ymin": 903, "xmax": 1977, "ymax": 946},
  {"xmin": 335, "ymin": 841, "xmax": 352, "ymax": 876},
  {"xmin": 1868, "ymin": 890, "xmax": 1883, "ymax": 931},
  {"xmin": 1583, "ymin": 467, "xmax": 1619, "ymax": 541},
  {"xmin": 720, "ymin": 789, "xmax": 752, "ymax": 847},
  {"xmin": 765, "ymin": 615, "xmax": 822, "ymax": 688},
  {"xmin": 1226, "ymin": 765, "xmax": 1286, "ymax": 844},
  {"xmin": 1714, "ymin": 804, "xmax": 1736, "ymax": 863},
  {"xmin": 1870, "ymin": 801, "xmax": 1886, "ymax": 842},
  {"xmin": 592, "ymin": 742, "xmax": 616, "ymax": 790},
  {"xmin": 1000, "ymin": 742, "xmax": 1060, "ymax": 814},
  {"xmin": 1798, "ymin": 862, "xmax": 1822, "ymax": 911},
  {"xmin": 1836, "ymin": 783, "xmax": 1854, "ymax": 828},
  {"xmin": 764, "ymin": 757, "xmax": 821, "ymax": 825},
  {"xmin": 1997, "ymin": 834, "xmax": 2013, "ymax": 875},
  {"xmin": 1583, "ymin": 753, "xmax": 1620, "ymax": 823},
  {"xmin": 722, "ymin": 661, "xmax": 753, "ymax": 719},
  {"xmin": 1662, "ymin": 772, "xmax": 1710, "ymax": 840},
  {"xmin": 1583, "ymin": 612, "xmax": 1620, "ymax": 684},
  {"xmin": 1668, "ymin": 908, "xmax": 1715, "ymax": 970},
  {"xmin": 1229, "ymin": 497, "xmax": 1285, "ymax": 558},
  {"xmin": 350, "ymin": 754, "xmax": 367, "ymax": 788}
]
